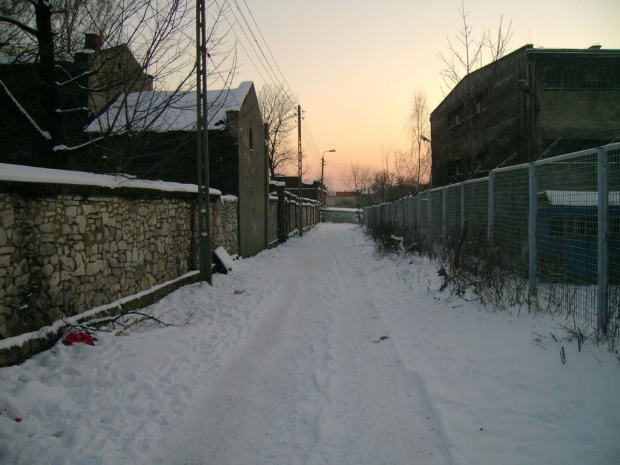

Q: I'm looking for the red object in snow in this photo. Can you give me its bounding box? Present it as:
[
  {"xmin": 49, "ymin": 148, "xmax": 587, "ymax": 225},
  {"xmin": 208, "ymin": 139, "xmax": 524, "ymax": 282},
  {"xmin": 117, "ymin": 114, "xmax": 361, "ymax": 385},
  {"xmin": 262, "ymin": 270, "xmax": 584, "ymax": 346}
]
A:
[
  {"xmin": 62, "ymin": 332, "xmax": 96, "ymax": 346},
  {"xmin": 14, "ymin": 418, "xmax": 22, "ymax": 423}
]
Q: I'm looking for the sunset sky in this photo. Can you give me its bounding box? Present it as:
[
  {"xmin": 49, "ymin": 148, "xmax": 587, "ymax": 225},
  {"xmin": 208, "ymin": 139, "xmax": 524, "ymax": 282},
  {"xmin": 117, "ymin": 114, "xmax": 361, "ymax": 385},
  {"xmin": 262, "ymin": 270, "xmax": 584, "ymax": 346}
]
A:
[{"xmin": 222, "ymin": 0, "xmax": 620, "ymax": 190}]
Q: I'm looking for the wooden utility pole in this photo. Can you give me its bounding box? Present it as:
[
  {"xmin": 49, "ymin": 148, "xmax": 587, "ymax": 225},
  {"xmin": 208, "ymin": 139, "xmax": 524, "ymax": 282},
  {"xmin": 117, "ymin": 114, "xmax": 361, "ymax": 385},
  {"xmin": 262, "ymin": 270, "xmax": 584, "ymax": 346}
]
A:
[
  {"xmin": 297, "ymin": 105, "xmax": 303, "ymax": 237},
  {"xmin": 196, "ymin": 0, "xmax": 212, "ymax": 284}
]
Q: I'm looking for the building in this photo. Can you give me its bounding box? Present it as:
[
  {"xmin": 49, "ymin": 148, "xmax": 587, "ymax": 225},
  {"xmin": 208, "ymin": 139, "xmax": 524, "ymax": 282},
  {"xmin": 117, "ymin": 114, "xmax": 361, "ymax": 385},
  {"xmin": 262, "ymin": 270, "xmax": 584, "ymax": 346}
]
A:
[
  {"xmin": 326, "ymin": 191, "xmax": 358, "ymax": 208},
  {"xmin": 85, "ymin": 81, "xmax": 269, "ymax": 258},
  {"xmin": 430, "ymin": 44, "xmax": 620, "ymax": 186},
  {"xmin": 537, "ymin": 190, "xmax": 620, "ymax": 283},
  {"xmin": 272, "ymin": 176, "xmax": 324, "ymax": 203},
  {"xmin": 0, "ymin": 34, "xmax": 152, "ymax": 168}
]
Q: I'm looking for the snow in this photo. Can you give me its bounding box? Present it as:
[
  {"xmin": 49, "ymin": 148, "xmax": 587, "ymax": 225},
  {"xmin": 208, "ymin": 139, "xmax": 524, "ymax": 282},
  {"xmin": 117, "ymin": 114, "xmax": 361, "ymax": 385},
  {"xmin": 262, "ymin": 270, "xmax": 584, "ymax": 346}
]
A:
[
  {"xmin": 1, "ymin": 224, "xmax": 618, "ymax": 464},
  {"xmin": 0, "ymin": 163, "xmax": 222, "ymax": 196},
  {"xmin": 86, "ymin": 82, "xmax": 254, "ymax": 134},
  {"xmin": 323, "ymin": 207, "xmax": 362, "ymax": 212},
  {"xmin": 0, "ymin": 271, "xmax": 198, "ymax": 352},
  {"xmin": 213, "ymin": 246, "xmax": 234, "ymax": 272},
  {"xmin": 542, "ymin": 190, "xmax": 620, "ymax": 207}
]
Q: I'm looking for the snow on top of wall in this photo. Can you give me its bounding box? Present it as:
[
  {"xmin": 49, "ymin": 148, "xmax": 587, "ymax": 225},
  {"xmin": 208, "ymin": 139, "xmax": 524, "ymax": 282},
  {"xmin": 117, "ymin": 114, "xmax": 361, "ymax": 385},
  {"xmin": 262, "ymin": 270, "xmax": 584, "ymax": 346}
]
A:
[
  {"xmin": 0, "ymin": 163, "xmax": 222, "ymax": 195},
  {"xmin": 543, "ymin": 190, "xmax": 619, "ymax": 207},
  {"xmin": 86, "ymin": 82, "xmax": 254, "ymax": 134},
  {"xmin": 323, "ymin": 207, "xmax": 362, "ymax": 212},
  {"xmin": 0, "ymin": 271, "xmax": 199, "ymax": 351}
]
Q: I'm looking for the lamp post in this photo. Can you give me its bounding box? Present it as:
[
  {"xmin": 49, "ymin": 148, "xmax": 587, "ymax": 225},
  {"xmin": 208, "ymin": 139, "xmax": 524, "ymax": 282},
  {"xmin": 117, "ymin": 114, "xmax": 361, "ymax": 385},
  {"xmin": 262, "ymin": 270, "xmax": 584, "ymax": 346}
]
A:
[
  {"xmin": 420, "ymin": 135, "xmax": 431, "ymax": 187},
  {"xmin": 320, "ymin": 149, "xmax": 336, "ymax": 206}
]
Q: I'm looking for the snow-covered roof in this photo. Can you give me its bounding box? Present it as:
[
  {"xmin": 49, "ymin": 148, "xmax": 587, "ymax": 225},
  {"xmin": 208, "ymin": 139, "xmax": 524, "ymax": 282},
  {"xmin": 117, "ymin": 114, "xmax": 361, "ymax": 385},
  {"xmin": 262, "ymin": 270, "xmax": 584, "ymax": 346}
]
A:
[
  {"xmin": 541, "ymin": 190, "xmax": 620, "ymax": 207},
  {"xmin": 86, "ymin": 81, "xmax": 254, "ymax": 134},
  {"xmin": 0, "ymin": 163, "xmax": 221, "ymax": 195}
]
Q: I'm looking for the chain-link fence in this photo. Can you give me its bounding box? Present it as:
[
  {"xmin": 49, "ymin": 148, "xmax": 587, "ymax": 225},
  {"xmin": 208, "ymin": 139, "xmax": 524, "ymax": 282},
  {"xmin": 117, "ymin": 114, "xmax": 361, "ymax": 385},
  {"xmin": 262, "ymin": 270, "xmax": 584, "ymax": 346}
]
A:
[{"xmin": 363, "ymin": 143, "xmax": 620, "ymax": 345}]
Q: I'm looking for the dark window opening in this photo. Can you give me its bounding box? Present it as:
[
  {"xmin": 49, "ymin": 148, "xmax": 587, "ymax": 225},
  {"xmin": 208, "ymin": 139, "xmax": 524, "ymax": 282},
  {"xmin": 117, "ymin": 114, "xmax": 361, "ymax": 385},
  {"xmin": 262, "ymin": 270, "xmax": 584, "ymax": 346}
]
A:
[
  {"xmin": 543, "ymin": 64, "xmax": 620, "ymax": 90},
  {"xmin": 448, "ymin": 106, "xmax": 463, "ymax": 127}
]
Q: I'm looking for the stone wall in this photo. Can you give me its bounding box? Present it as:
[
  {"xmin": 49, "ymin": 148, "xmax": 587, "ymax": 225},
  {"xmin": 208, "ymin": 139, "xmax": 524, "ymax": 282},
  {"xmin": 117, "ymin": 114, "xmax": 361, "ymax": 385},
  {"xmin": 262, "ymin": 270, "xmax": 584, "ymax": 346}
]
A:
[
  {"xmin": 0, "ymin": 184, "xmax": 238, "ymax": 341},
  {"xmin": 268, "ymin": 198, "xmax": 278, "ymax": 247},
  {"xmin": 211, "ymin": 195, "xmax": 239, "ymax": 257}
]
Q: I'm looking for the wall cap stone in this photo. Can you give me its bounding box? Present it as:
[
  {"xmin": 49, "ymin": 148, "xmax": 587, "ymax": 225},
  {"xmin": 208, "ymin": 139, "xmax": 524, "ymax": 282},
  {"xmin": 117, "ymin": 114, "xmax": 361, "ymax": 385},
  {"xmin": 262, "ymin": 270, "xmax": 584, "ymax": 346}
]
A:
[{"xmin": 0, "ymin": 180, "xmax": 224, "ymax": 201}]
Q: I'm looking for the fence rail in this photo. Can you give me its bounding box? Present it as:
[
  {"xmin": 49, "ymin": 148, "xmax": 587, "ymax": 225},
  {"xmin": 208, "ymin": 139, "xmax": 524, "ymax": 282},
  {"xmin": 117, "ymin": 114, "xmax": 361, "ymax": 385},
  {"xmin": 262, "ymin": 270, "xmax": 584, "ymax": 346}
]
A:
[{"xmin": 364, "ymin": 143, "xmax": 620, "ymax": 342}]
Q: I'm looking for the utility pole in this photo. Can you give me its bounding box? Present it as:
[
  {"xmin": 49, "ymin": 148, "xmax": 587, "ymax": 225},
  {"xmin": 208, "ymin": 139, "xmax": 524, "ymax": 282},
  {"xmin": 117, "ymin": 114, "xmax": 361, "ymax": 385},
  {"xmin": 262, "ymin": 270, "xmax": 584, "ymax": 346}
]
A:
[
  {"xmin": 320, "ymin": 149, "xmax": 336, "ymax": 206},
  {"xmin": 195, "ymin": 0, "xmax": 212, "ymax": 284},
  {"xmin": 297, "ymin": 105, "xmax": 303, "ymax": 237}
]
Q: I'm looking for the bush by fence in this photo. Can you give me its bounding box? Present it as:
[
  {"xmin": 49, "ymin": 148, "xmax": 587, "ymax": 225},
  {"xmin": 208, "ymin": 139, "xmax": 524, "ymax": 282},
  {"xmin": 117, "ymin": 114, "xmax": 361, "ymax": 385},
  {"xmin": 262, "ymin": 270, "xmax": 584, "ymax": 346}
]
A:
[{"xmin": 364, "ymin": 143, "xmax": 620, "ymax": 345}]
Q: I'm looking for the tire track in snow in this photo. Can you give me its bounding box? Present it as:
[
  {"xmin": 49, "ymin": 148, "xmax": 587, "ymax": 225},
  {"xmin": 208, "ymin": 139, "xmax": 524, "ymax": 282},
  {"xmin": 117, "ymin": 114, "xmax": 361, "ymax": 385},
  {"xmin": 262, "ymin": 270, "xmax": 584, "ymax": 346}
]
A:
[{"xmin": 146, "ymin": 224, "xmax": 451, "ymax": 465}]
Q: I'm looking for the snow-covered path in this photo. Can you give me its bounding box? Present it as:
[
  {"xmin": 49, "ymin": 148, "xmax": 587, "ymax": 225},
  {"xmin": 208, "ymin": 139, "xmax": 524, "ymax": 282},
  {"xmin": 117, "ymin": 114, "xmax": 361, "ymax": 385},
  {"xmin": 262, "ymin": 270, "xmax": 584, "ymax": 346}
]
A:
[
  {"xmin": 150, "ymin": 225, "xmax": 450, "ymax": 465},
  {"xmin": 2, "ymin": 224, "xmax": 619, "ymax": 465}
]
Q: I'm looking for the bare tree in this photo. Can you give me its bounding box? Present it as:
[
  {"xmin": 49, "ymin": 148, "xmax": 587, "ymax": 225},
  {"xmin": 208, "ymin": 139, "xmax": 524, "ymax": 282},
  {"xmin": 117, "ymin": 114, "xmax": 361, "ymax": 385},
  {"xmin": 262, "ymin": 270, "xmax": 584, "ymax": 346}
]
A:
[
  {"xmin": 258, "ymin": 84, "xmax": 297, "ymax": 178},
  {"xmin": 341, "ymin": 162, "xmax": 374, "ymax": 221},
  {"xmin": 438, "ymin": 0, "xmax": 512, "ymax": 93},
  {"xmin": 0, "ymin": 0, "xmax": 236, "ymax": 169},
  {"xmin": 405, "ymin": 91, "xmax": 431, "ymax": 186},
  {"xmin": 435, "ymin": 0, "xmax": 512, "ymax": 181}
]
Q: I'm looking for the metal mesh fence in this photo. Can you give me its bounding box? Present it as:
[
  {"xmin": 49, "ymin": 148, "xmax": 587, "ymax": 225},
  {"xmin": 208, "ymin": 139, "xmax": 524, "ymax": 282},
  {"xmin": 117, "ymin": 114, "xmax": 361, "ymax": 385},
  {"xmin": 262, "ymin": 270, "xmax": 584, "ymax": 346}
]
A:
[
  {"xmin": 464, "ymin": 180, "xmax": 488, "ymax": 246},
  {"xmin": 536, "ymin": 150, "xmax": 599, "ymax": 329},
  {"xmin": 607, "ymin": 147, "xmax": 620, "ymax": 340},
  {"xmin": 430, "ymin": 190, "xmax": 443, "ymax": 243},
  {"xmin": 444, "ymin": 185, "xmax": 461, "ymax": 243},
  {"xmin": 419, "ymin": 192, "xmax": 429, "ymax": 240},
  {"xmin": 362, "ymin": 143, "xmax": 620, "ymax": 343},
  {"xmin": 493, "ymin": 166, "xmax": 529, "ymax": 274}
]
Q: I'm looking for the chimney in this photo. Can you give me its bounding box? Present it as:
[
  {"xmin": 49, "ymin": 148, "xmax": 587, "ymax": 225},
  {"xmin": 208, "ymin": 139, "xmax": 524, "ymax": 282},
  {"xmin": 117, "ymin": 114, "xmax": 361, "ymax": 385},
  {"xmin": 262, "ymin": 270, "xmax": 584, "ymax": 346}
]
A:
[{"xmin": 84, "ymin": 34, "xmax": 102, "ymax": 51}]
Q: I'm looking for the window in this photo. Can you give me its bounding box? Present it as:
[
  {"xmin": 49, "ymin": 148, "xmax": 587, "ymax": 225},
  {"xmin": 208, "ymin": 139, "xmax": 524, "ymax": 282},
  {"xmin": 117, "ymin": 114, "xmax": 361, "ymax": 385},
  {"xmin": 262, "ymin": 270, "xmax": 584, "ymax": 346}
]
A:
[
  {"xmin": 473, "ymin": 90, "xmax": 488, "ymax": 114},
  {"xmin": 563, "ymin": 66, "xmax": 581, "ymax": 88},
  {"xmin": 475, "ymin": 151, "xmax": 489, "ymax": 173},
  {"xmin": 583, "ymin": 66, "xmax": 604, "ymax": 89},
  {"xmin": 544, "ymin": 66, "xmax": 561, "ymax": 88},
  {"xmin": 249, "ymin": 127, "xmax": 253, "ymax": 151},
  {"xmin": 543, "ymin": 64, "xmax": 619, "ymax": 90},
  {"xmin": 448, "ymin": 106, "xmax": 463, "ymax": 127}
]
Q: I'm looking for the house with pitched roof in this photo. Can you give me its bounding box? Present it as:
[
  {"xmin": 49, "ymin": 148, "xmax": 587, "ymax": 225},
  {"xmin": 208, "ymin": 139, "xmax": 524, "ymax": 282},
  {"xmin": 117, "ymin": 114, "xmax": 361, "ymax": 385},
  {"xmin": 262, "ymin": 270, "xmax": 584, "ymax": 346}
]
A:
[
  {"xmin": 0, "ymin": 34, "xmax": 152, "ymax": 168},
  {"xmin": 84, "ymin": 81, "xmax": 269, "ymax": 257}
]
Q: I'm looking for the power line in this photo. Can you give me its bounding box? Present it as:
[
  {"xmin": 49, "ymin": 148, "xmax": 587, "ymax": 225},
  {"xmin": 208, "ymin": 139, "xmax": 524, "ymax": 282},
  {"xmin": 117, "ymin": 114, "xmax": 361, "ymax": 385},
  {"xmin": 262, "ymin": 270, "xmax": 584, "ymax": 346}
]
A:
[
  {"xmin": 240, "ymin": 0, "xmax": 298, "ymax": 101},
  {"xmin": 229, "ymin": 0, "xmax": 285, "ymax": 90},
  {"xmin": 216, "ymin": 0, "xmax": 327, "ymax": 176}
]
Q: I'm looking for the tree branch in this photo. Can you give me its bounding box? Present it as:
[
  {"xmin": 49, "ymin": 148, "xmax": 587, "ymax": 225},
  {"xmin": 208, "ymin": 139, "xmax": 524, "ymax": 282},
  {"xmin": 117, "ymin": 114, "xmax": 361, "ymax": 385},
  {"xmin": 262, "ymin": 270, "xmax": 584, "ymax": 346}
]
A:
[{"xmin": 0, "ymin": 15, "xmax": 38, "ymax": 36}]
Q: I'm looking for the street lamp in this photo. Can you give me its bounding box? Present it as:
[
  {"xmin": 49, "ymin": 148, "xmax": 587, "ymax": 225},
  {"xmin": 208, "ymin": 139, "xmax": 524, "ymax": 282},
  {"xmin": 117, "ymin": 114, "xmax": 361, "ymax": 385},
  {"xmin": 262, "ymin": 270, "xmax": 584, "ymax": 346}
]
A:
[
  {"xmin": 320, "ymin": 149, "xmax": 336, "ymax": 206},
  {"xmin": 420, "ymin": 135, "xmax": 431, "ymax": 187}
]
